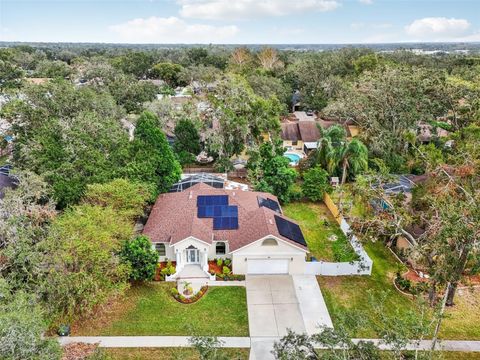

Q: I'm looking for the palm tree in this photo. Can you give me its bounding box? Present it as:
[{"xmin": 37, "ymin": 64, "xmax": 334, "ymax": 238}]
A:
[
  {"xmin": 339, "ymin": 138, "xmax": 368, "ymax": 184},
  {"xmin": 316, "ymin": 125, "xmax": 346, "ymax": 174},
  {"xmin": 316, "ymin": 137, "xmax": 338, "ymax": 175},
  {"xmin": 315, "ymin": 125, "xmax": 368, "ymax": 184}
]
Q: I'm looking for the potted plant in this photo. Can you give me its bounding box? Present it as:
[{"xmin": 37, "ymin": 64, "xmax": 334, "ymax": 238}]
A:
[
  {"xmin": 183, "ymin": 281, "xmax": 193, "ymax": 296},
  {"xmin": 57, "ymin": 324, "xmax": 70, "ymax": 337}
]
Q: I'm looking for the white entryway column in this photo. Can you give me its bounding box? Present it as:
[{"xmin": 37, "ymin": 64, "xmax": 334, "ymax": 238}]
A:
[
  {"xmin": 176, "ymin": 250, "xmax": 183, "ymax": 272},
  {"xmin": 202, "ymin": 249, "xmax": 209, "ymax": 272}
]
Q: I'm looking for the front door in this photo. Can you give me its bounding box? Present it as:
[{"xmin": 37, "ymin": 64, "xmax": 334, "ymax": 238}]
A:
[{"xmin": 186, "ymin": 248, "xmax": 199, "ymax": 264}]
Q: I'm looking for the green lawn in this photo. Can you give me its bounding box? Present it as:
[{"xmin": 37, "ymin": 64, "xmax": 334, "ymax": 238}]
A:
[
  {"xmin": 330, "ymin": 185, "xmax": 371, "ymax": 219},
  {"xmin": 438, "ymin": 287, "xmax": 480, "ymax": 340},
  {"xmin": 73, "ymin": 282, "xmax": 249, "ymax": 336},
  {"xmin": 318, "ymin": 241, "xmax": 411, "ymax": 337},
  {"xmin": 318, "ymin": 241, "xmax": 480, "ymax": 340},
  {"xmin": 103, "ymin": 347, "xmax": 249, "ymax": 360},
  {"xmin": 282, "ymin": 201, "xmax": 358, "ymax": 262}
]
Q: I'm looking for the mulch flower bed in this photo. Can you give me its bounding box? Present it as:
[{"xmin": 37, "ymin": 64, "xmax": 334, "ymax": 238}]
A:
[
  {"xmin": 172, "ymin": 286, "xmax": 208, "ymax": 304},
  {"xmin": 403, "ymin": 269, "xmax": 429, "ymax": 283},
  {"xmin": 216, "ymin": 274, "xmax": 245, "ymax": 281},
  {"xmin": 208, "ymin": 261, "xmax": 224, "ymax": 274},
  {"xmin": 154, "ymin": 261, "xmax": 177, "ymax": 281}
]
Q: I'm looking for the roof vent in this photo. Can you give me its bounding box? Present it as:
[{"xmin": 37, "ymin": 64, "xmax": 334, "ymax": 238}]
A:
[
  {"xmin": 232, "ymin": 192, "xmax": 236, "ymax": 196},
  {"xmin": 269, "ymin": 219, "xmax": 273, "ymax": 225},
  {"xmin": 189, "ymin": 191, "xmax": 193, "ymax": 199}
]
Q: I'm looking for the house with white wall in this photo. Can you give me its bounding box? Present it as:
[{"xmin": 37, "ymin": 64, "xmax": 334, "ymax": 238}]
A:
[{"xmin": 142, "ymin": 178, "xmax": 308, "ymax": 279}]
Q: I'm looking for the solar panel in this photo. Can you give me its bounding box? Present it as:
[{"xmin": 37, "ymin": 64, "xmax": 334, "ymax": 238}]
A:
[
  {"xmin": 257, "ymin": 196, "xmax": 282, "ymax": 214},
  {"xmin": 197, "ymin": 195, "xmax": 228, "ymax": 206},
  {"xmin": 213, "ymin": 217, "xmax": 239, "ymax": 230},
  {"xmin": 197, "ymin": 206, "xmax": 207, "ymax": 218},
  {"xmin": 274, "ymin": 215, "xmax": 306, "ymax": 246}
]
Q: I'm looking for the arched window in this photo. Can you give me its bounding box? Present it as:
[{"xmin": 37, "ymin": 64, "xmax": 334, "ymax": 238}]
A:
[
  {"xmin": 155, "ymin": 243, "xmax": 166, "ymax": 256},
  {"xmin": 216, "ymin": 242, "xmax": 226, "ymax": 255},
  {"xmin": 262, "ymin": 238, "xmax": 278, "ymax": 246}
]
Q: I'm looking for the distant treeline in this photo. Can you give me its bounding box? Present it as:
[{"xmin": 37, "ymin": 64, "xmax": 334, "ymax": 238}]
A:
[{"xmin": 1, "ymin": 41, "xmax": 480, "ymax": 54}]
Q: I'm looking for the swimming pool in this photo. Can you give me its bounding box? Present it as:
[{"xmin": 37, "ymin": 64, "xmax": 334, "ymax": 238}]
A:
[{"xmin": 284, "ymin": 152, "xmax": 302, "ymax": 165}]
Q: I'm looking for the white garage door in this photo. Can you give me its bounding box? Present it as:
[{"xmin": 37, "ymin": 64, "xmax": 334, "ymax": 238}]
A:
[{"xmin": 247, "ymin": 259, "xmax": 289, "ymax": 274}]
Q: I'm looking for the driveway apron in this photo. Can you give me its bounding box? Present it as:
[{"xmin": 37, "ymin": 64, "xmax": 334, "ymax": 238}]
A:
[{"xmin": 246, "ymin": 275, "xmax": 305, "ymax": 337}]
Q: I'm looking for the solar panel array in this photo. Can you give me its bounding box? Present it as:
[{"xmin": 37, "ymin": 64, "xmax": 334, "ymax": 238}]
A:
[
  {"xmin": 197, "ymin": 195, "xmax": 239, "ymax": 230},
  {"xmin": 257, "ymin": 196, "xmax": 282, "ymax": 213},
  {"xmin": 274, "ymin": 215, "xmax": 307, "ymax": 246}
]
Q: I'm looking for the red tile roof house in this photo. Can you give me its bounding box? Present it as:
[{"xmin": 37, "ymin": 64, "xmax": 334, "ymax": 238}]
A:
[{"xmin": 143, "ymin": 181, "xmax": 308, "ymax": 280}]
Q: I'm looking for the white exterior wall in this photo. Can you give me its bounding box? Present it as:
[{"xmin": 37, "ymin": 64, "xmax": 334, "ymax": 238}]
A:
[
  {"xmin": 208, "ymin": 241, "xmax": 231, "ymax": 260},
  {"xmin": 283, "ymin": 140, "xmax": 304, "ymax": 151},
  {"xmin": 231, "ymin": 236, "xmax": 307, "ymax": 275},
  {"xmin": 155, "ymin": 238, "xmax": 232, "ymax": 262},
  {"xmin": 152, "ymin": 242, "xmax": 174, "ymax": 263}
]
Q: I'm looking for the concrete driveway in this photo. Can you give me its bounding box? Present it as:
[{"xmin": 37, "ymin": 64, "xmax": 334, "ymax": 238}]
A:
[{"xmin": 246, "ymin": 275, "xmax": 306, "ymax": 337}]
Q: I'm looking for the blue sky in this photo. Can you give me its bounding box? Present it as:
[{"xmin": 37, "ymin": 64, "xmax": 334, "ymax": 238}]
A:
[{"xmin": 1, "ymin": 0, "xmax": 480, "ymax": 44}]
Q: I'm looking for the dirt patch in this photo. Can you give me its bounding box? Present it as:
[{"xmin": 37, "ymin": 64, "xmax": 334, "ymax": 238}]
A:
[
  {"xmin": 461, "ymin": 274, "xmax": 480, "ymax": 287},
  {"xmin": 62, "ymin": 343, "xmax": 98, "ymax": 360},
  {"xmin": 317, "ymin": 275, "xmax": 343, "ymax": 287}
]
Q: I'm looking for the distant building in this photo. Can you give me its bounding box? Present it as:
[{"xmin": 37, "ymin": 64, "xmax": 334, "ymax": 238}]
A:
[
  {"xmin": 417, "ymin": 122, "xmax": 449, "ymax": 143},
  {"xmin": 24, "ymin": 78, "xmax": 51, "ymax": 85},
  {"xmin": 0, "ymin": 165, "xmax": 16, "ymax": 199},
  {"xmin": 281, "ymin": 121, "xmax": 322, "ymax": 153}
]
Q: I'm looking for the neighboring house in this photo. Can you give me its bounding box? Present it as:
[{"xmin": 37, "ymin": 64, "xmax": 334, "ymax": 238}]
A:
[
  {"xmin": 281, "ymin": 120, "xmax": 321, "ymax": 153},
  {"xmin": 143, "ymin": 176, "xmax": 308, "ymax": 277},
  {"xmin": 371, "ymin": 174, "xmax": 428, "ymax": 211},
  {"xmin": 0, "ymin": 165, "xmax": 16, "ymax": 199},
  {"xmin": 417, "ymin": 122, "xmax": 449, "ymax": 143},
  {"xmin": 381, "ymin": 174, "xmax": 428, "ymax": 195},
  {"xmin": 291, "ymin": 90, "xmax": 301, "ymax": 112},
  {"xmin": 280, "ymin": 115, "xmax": 357, "ymax": 154},
  {"xmin": 24, "ymin": 78, "xmax": 51, "ymax": 85},
  {"xmin": 140, "ymin": 79, "xmax": 166, "ymax": 87}
]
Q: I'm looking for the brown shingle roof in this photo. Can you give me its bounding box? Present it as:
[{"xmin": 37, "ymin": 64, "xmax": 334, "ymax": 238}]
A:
[
  {"xmin": 281, "ymin": 123, "xmax": 301, "ymax": 141},
  {"xmin": 142, "ymin": 183, "xmax": 307, "ymax": 252},
  {"xmin": 281, "ymin": 121, "xmax": 322, "ymax": 143},
  {"xmin": 298, "ymin": 122, "xmax": 321, "ymax": 142}
]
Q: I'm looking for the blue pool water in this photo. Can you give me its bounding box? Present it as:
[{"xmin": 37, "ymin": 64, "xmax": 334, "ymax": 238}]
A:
[{"xmin": 284, "ymin": 153, "xmax": 301, "ymax": 164}]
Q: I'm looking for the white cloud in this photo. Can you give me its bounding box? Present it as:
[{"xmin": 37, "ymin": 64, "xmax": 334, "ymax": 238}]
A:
[
  {"xmin": 178, "ymin": 0, "xmax": 340, "ymax": 20},
  {"xmin": 350, "ymin": 22, "xmax": 365, "ymax": 30},
  {"xmin": 405, "ymin": 17, "xmax": 471, "ymax": 40},
  {"xmin": 359, "ymin": 0, "xmax": 373, "ymax": 5},
  {"xmin": 109, "ymin": 16, "xmax": 239, "ymax": 43}
]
